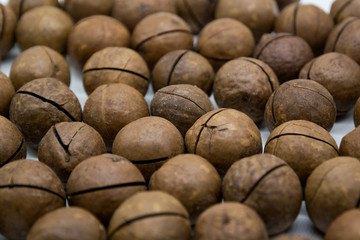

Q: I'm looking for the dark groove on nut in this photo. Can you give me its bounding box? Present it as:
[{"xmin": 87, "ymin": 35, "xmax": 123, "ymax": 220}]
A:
[
  {"xmin": 333, "ymin": 0, "xmax": 354, "ymax": 22},
  {"xmin": 270, "ymin": 90, "xmax": 278, "ymax": 125},
  {"xmin": 202, "ymin": 54, "xmax": 233, "ymax": 62},
  {"xmin": 193, "ymin": 109, "xmax": 227, "ymax": 154},
  {"xmin": 42, "ymin": 47, "xmax": 58, "ymax": 78},
  {"xmin": 293, "ymin": 3, "xmax": 299, "ymax": 35},
  {"xmin": 18, "ymin": 0, "xmax": 25, "ymax": 17},
  {"xmin": 130, "ymin": 157, "xmax": 168, "ymax": 165},
  {"xmin": 16, "ymin": 91, "xmax": 77, "ymax": 121},
  {"xmin": 67, "ymin": 181, "xmax": 147, "ymax": 198},
  {"xmin": 0, "ymin": 138, "xmax": 24, "ymax": 168},
  {"xmin": 243, "ymin": 58, "xmax": 274, "ymax": 91},
  {"xmin": 167, "ymin": 50, "xmax": 189, "ymax": 86},
  {"xmin": 356, "ymin": 194, "xmax": 360, "ymax": 208},
  {"xmin": 83, "ymin": 67, "xmax": 149, "ymax": 82},
  {"xmin": 0, "ymin": 184, "xmax": 66, "ymax": 201},
  {"xmin": 183, "ymin": 0, "xmax": 203, "ymax": 29},
  {"xmin": 306, "ymin": 59, "xmax": 316, "ymax": 80},
  {"xmin": 52, "ymin": 126, "xmax": 72, "ymax": 160},
  {"xmin": 241, "ymin": 163, "xmax": 287, "ymax": 203},
  {"xmin": 135, "ymin": 29, "xmax": 193, "ymax": 51},
  {"xmin": 332, "ymin": 18, "xmax": 358, "ymax": 52},
  {"xmin": 108, "ymin": 212, "xmax": 189, "ymax": 239},
  {"xmin": 265, "ymin": 133, "xmax": 339, "ymax": 154},
  {"xmin": 157, "ymin": 90, "xmax": 207, "ymax": 113},
  {"xmin": 0, "ymin": 5, "xmax": 6, "ymax": 40},
  {"xmin": 255, "ymin": 34, "xmax": 293, "ymax": 59}
]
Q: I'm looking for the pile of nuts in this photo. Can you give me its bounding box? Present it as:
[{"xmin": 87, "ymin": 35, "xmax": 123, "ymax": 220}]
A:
[{"xmin": 0, "ymin": 0, "xmax": 360, "ymax": 239}]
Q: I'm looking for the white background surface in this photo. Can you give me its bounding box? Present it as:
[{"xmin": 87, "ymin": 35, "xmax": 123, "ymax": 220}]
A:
[{"xmin": 0, "ymin": 0, "xmax": 353, "ymax": 239}]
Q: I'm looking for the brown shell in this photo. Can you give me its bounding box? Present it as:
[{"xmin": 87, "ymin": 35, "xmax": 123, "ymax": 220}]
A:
[
  {"xmin": 325, "ymin": 209, "xmax": 360, "ymax": 240},
  {"xmin": 264, "ymin": 79, "xmax": 336, "ymax": 131},
  {"xmin": 149, "ymin": 154, "xmax": 221, "ymax": 223},
  {"xmin": 83, "ymin": 83, "xmax": 149, "ymax": 151},
  {"xmin": 276, "ymin": 0, "xmax": 299, "ymax": 10},
  {"xmin": 63, "ymin": 0, "xmax": 114, "ymax": 22},
  {"xmin": 131, "ymin": 12, "xmax": 193, "ymax": 69},
  {"xmin": 214, "ymin": 57, "xmax": 279, "ymax": 123},
  {"xmin": 38, "ymin": 122, "xmax": 106, "ymax": 183},
  {"xmin": 27, "ymin": 207, "xmax": 106, "ymax": 240},
  {"xmin": 82, "ymin": 47, "xmax": 150, "ymax": 95},
  {"xmin": 299, "ymin": 52, "xmax": 360, "ymax": 114},
  {"xmin": 67, "ymin": 15, "xmax": 130, "ymax": 69},
  {"xmin": 354, "ymin": 97, "xmax": 360, "ymax": 127},
  {"xmin": 194, "ymin": 202, "xmax": 268, "ymax": 240},
  {"xmin": 66, "ymin": 154, "xmax": 146, "ymax": 225},
  {"xmin": 271, "ymin": 234, "xmax": 314, "ymax": 240},
  {"xmin": 16, "ymin": 6, "xmax": 74, "ymax": 53},
  {"xmin": 330, "ymin": 0, "xmax": 360, "ymax": 23},
  {"xmin": 10, "ymin": 45, "xmax": 70, "ymax": 90},
  {"xmin": 151, "ymin": 84, "xmax": 214, "ymax": 136},
  {"xmin": 112, "ymin": 116, "xmax": 184, "ymax": 181},
  {"xmin": 0, "ymin": 4, "xmax": 16, "ymax": 57},
  {"xmin": 8, "ymin": 0, "xmax": 59, "ymax": 19},
  {"xmin": 185, "ymin": 108, "xmax": 262, "ymax": 176},
  {"xmin": 0, "ymin": 160, "xmax": 65, "ymax": 240},
  {"xmin": 0, "ymin": 72, "xmax": 14, "ymax": 117},
  {"xmin": 222, "ymin": 153, "xmax": 302, "ymax": 235},
  {"xmin": 152, "ymin": 50, "xmax": 214, "ymax": 95},
  {"xmin": 9, "ymin": 78, "xmax": 82, "ymax": 149},
  {"xmin": 264, "ymin": 120, "xmax": 339, "ymax": 186},
  {"xmin": 339, "ymin": 126, "xmax": 360, "ymax": 159},
  {"xmin": 108, "ymin": 191, "xmax": 191, "ymax": 240},
  {"xmin": 305, "ymin": 157, "xmax": 360, "ymax": 233}
]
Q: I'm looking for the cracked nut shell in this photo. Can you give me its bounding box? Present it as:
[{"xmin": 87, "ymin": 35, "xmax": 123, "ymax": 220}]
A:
[
  {"xmin": 151, "ymin": 84, "xmax": 214, "ymax": 136},
  {"xmin": 9, "ymin": 78, "xmax": 82, "ymax": 149},
  {"xmin": 149, "ymin": 154, "xmax": 221, "ymax": 223},
  {"xmin": 305, "ymin": 157, "xmax": 360, "ymax": 233},
  {"xmin": 185, "ymin": 108, "xmax": 262, "ymax": 176},
  {"xmin": 222, "ymin": 153, "xmax": 303, "ymax": 235},
  {"xmin": 0, "ymin": 72, "xmax": 14, "ymax": 117},
  {"xmin": 339, "ymin": 127, "xmax": 360, "ymax": 159},
  {"xmin": 324, "ymin": 209, "xmax": 360, "ymax": 240},
  {"xmin": 264, "ymin": 79, "xmax": 336, "ymax": 131},
  {"xmin": 214, "ymin": 57, "xmax": 279, "ymax": 123},
  {"xmin": 28, "ymin": 206, "xmax": 106, "ymax": 240},
  {"xmin": 152, "ymin": 50, "xmax": 214, "ymax": 95},
  {"xmin": 82, "ymin": 47, "xmax": 149, "ymax": 95},
  {"xmin": 62, "ymin": 0, "xmax": 113, "ymax": 22},
  {"xmin": 38, "ymin": 122, "xmax": 106, "ymax": 183},
  {"xmin": 66, "ymin": 154, "xmax": 146, "ymax": 226},
  {"xmin": 10, "ymin": 45, "xmax": 70, "ymax": 90},
  {"xmin": 194, "ymin": 202, "xmax": 268, "ymax": 240},
  {"xmin": 0, "ymin": 159, "xmax": 66, "ymax": 240},
  {"xmin": 112, "ymin": 116, "xmax": 184, "ymax": 181},
  {"xmin": 330, "ymin": 0, "xmax": 360, "ymax": 24},
  {"xmin": 264, "ymin": 120, "xmax": 339, "ymax": 186},
  {"xmin": 8, "ymin": 0, "xmax": 59, "ymax": 19},
  {"xmin": 108, "ymin": 191, "xmax": 191, "ymax": 240},
  {"xmin": 0, "ymin": 4, "xmax": 16, "ymax": 57}
]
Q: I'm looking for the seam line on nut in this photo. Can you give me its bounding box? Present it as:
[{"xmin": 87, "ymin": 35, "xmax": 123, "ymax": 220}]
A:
[
  {"xmin": 83, "ymin": 67, "xmax": 149, "ymax": 82},
  {"xmin": 157, "ymin": 90, "xmax": 207, "ymax": 113},
  {"xmin": 333, "ymin": 0, "xmax": 354, "ymax": 23},
  {"xmin": 0, "ymin": 184, "xmax": 66, "ymax": 201},
  {"xmin": 182, "ymin": 0, "xmax": 203, "ymax": 29},
  {"xmin": 167, "ymin": 50, "xmax": 189, "ymax": 86},
  {"xmin": 0, "ymin": 138, "xmax": 24, "ymax": 168},
  {"xmin": 130, "ymin": 157, "xmax": 168, "ymax": 165},
  {"xmin": 332, "ymin": 18, "xmax": 358, "ymax": 52},
  {"xmin": 243, "ymin": 58, "xmax": 274, "ymax": 91},
  {"xmin": 254, "ymin": 34, "xmax": 293, "ymax": 59}
]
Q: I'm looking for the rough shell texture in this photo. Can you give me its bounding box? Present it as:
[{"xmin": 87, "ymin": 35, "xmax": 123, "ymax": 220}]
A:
[
  {"xmin": 330, "ymin": 0, "xmax": 360, "ymax": 23},
  {"xmin": 185, "ymin": 108, "xmax": 262, "ymax": 176},
  {"xmin": 339, "ymin": 127, "xmax": 360, "ymax": 159},
  {"xmin": 0, "ymin": 4, "xmax": 16, "ymax": 57},
  {"xmin": 63, "ymin": 0, "xmax": 114, "ymax": 22},
  {"xmin": 0, "ymin": 72, "xmax": 15, "ymax": 117},
  {"xmin": 324, "ymin": 209, "xmax": 360, "ymax": 240},
  {"xmin": 108, "ymin": 191, "xmax": 191, "ymax": 240},
  {"xmin": 8, "ymin": 0, "xmax": 59, "ymax": 19},
  {"xmin": 305, "ymin": 157, "xmax": 360, "ymax": 233},
  {"xmin": 27, "ymin": 207, "xmax": 106, "ymax": 240}
]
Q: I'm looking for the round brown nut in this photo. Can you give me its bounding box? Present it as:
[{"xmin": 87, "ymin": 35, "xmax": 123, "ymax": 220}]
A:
[
  {"xmin": 83, "ymin": 83, "xmax": 149, "ymax": 151},
  {"xmin": 275, "ymin": 3, "xmax": 334, "ymax": 53},
  {"xmin": 62, "ymin": 0, "xmax": 114, "ymax": 22},
  {"xmin": 8, "ymin": 0, "xmax": 59, "ymax": 19},
  {"xmin": 276, "ymin": 0, "xmax": 299, "ymax": 10},
  {"xmin": 0, "ymin": 4, "xmax": 16, "ymax": 57},
  {"xmin": 112, "ymin": 0, "xmax": 177, "ymax": 32},
  {"xmin": 215, "ymin": 0, "xmax": 279, "ymax": 41},
  {"xmin": 10, "ymin": 45, "xmax": 70, "ymax": 90},
  {"xmin": 112, "ymin": 116, "xmax": 184, "ymax": 181},
  {"xmin": 38, "ymin": 122, "xmax": 107, "ymax": 183},
  {"xmin": 324, "ymin": 17, "xmax": 360, "ymax": 65},
  {"xmin": 264, "ymin": 79, "xmax": 336, "ymax": 131},
  {"xmin": 222, "ymin": 154, "xmax": 303, "ymax": 235},
  {"xmin": 149, "ymin": 154, "xmax": 221, "ymax": 223},
  {"xmin": 254, "ymin": 33, "xmax": 314, "ymax": 84},
  {"xmin": 299, "ymin": 52, "xmax": 360, "ymax": 115},
  {"xmin": 213, "ymin": 57, "xmax": 279, "ymax": 123},
  {"xmin": 325, "ymin": 209, "xmax": 360, "ymax": 240},
  {"xmin": 108, "ymin": 191, "xmax": 191, "ymax": 240},
  {"xmin": 151, "ymin": 84, "xmax": 214, "ymax": 136},
  {"xmin": 16, "ymin": 6, "xmax": 74, "ymax": 53},
  {"xmin": 152, "ymin": 50, "xmax": 214, "ymax": 95},
  {"xmin": 354, "ymin": 97, "xmax": 360, "ymax": 127},
  {"xmin": 194, "ymin": 202, "xmax": 268, "ymax": 240},
  {"xmin": 0, "ymin": 72, "xmax": 15, "ymax": 117},
  {"xmin": 9, "ymin": 78, "xmax": 82, "ymax": 149},
  {"xmin": 305, "ymin": 157, "xmax": 360, "ymax": 233},
  {"xmin": 330, "ymin": 0, "xmax": 360, "ymax": 24},
  {"xmin": 67, "ymin": 15, "xmax": 130, "ymax": 69},
  {"xmin": 0, "ymin": 160, "xmax": 66, "ymax": 240},
  {"xmin": 196, "ymin": 18, "xmax": 255, "ymax": 71},
  {"xmin": 339, "ymin": 127, "xmax": 360, "ymax": 159},
  {"xmin": 67, "ymin": 154, "xmax": 146, "ymax": 226},
  {"xmin": 176, "ymin": 0, "xmax": 217, "ymax": 34},
  {"xmin": 82, "ymin": 47, "xmax": 150, "ymax": 95},
  {"xmin": 27, "ymin": 207, "xmax": 106, "ymax": 240},
  {"xmin": 131, "ymin": 12, "xmax": 193, "ymax": 69},
  {"xmin": 185, "ymin": 108, "xmax": 262, "ymax": 176},
  {"xmin": 271, "ymin": 234, "xmax": 315, "ymax": 240},
  {"xmin": 264, "ymin": 120, "xmax": 339, "ymax": 186}
]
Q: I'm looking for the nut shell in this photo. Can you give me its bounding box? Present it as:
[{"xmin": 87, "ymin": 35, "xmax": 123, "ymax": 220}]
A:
[
  {"xmin": 339, "ymin": 126, "xmax": 360, "ymax": 159},
  {"xmin": 0, "ymin": 72, "xmax": 14, "ymax": 117},
  {"xmin": 324, "ymin": 209, "xmax": 360, "ymax": 240},
  {"xmin": 63, "ymin": 0, "xmax": 114, "ymax": 22},
  {"xmin": 0, "ymin": 4, "xmax": 16, "ymax": 57},
  {"xmin": 354, "ymin": 97, "xmax": 360, "ymax": 127},
  {"xmin": 330, "ymin": 0, "xmax": 360, "ymax": 23},
  {"xmin": 8, "ymin": 0, "xmax": 59, "ymax": 18}
]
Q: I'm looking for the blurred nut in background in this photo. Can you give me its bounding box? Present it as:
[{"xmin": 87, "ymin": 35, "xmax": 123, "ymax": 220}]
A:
[
  {"xmin": 354, "ymin": 96, "xmax": 360, "ymax": 127},
  {"xmin": 0, "ymin": 72, "xmax": 14, "ymax": 117},
  {"xmin": 0, "ymin": 4, "xmax": 16, "ymax": 57},
  {"xmin": 330, "ymin": 0, "xmax": 360, "ymax": 23},
  {"xmin": 62, "ymin": 0, "xmax": 114, "ymax": 22},
  {"xmin": 324, "ymin": 209, "xmax": 360, "ymax": 240},
  {"xmin": 8, "ymin": 0, "xmax": 59, "ymax": 19}
]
